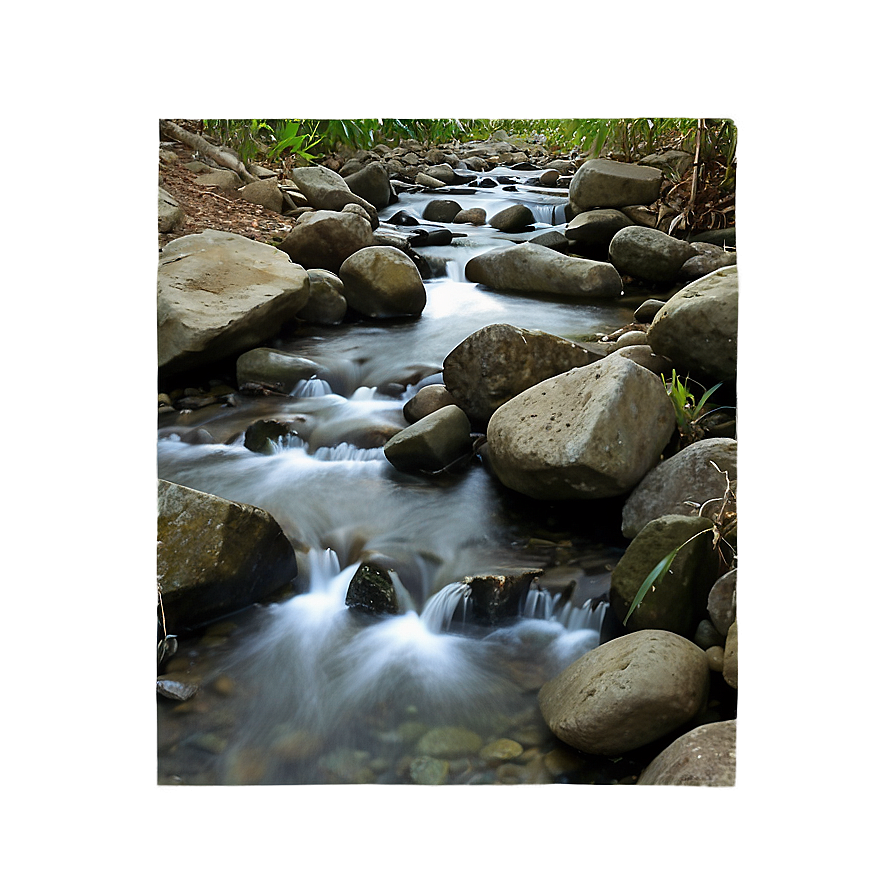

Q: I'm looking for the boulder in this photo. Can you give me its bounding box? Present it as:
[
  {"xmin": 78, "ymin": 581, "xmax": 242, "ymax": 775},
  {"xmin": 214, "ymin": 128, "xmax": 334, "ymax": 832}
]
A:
[
  {"xmin": 708, "ymin": 568, "xmax": 737, "ymax": 636},
  {"xmin": 157, "ymin": 479, "xmax": 298, "ymax": 632},
  {"xmin": 488, "ymin": 203, "xmax": 536, "ymax": 232},
  {"xmin": 158, "ymin": 188, "xmax": 182, "ymax": 233},
  {"xmin": 290, "ymin": 165, "xmax": 353, "ymax": 208},
  {"xmin": 383, "ymin": 405, "xmax": 473, "ymax": 472},
  {"xmin": 465, "ymin": 242, "xmax": 623, "ymax": 299},
  {"xmin": 278, "ymin": 210, "xmax": 373, "ymax": 272},
  {"xmin": 538, "ymin": 630, "xmax": 710, "ymax": 755},
  {"xmin": 344, "ymin": 161, "xmax": 392, "ymax": 210},
  {"xmin": 609, "ymin": 226, "xmax": 699, "ymax": 284},
  {"xmin": 338, "ymin": 246, "xmax": 427, "ymax": 318},
  {"xmin": 612, "ymin": 345, "xmax": 673, "ymax": 377},
  {"xmin": 235, "ymin": 347, "xmax": 322, "ymax": 393},
  {"xmin": 634, "ymin": 299, "xmax": 666, "ymax": 324},
  {"xmin": 403, "ymin": 384, "xmax": 457, "ymax": 423},
  {"xmin": 679, "ymin": 243, "xmax": 737, "ymax": 281},
  {"xmin": 621, "ymin": 438, "xmax": 738, "ymax": 537},
  {"xmin": 195, "ymin": 170, "xmax": 242, "ymax": 190},
  {"xmin": 609, "ymin": 514, "xmax": 717, "ymax": 636},
  {"xmin": 463, "ymin": 569, "xmax": 543, "ymax": 625},
  {"xmin": 565, "ymin": 209, "xmax": 632, "ymax": 247},
  {"xmin": 442, "ymin": 323, "xmax": 602, "ymax": 424},
  {"xmin": 647, "ymin": 266, "xmax": 739, "ymax": 382},
  {"xmin": 637, "ymin": 150, "xmax": 694, "ymax": 180},
  {"xmin": 345, "ymin": 561, "xmax": 400, "ymax": 615},
  {"xmin": 453, "ymin": 207, "xmax": 487, "ymax": 225},
  {"xmin": 238, "ymin": 178, "xmax": 283, "ymax": 213},
  {"xmin": 486, "ymin": 353, "xmax": 676, "ymax": 500},
  {"xmin": 637, "ymin": 720, "xmax": 736, "ymax": 785},
  {"xmin": 243, "ymin": 419, "xmax": 300, "ymax": 454},
  {"xmin": 157, "ymin": 230, "xmax": 309, "ymax": 376},
  {"xmin": 422, "ymin": 199, "xmax": 462, "ymax": 223},
  {"xmin": 569, "ymin": 158, "xmax": 663, "ymax": 211},
  {"xmin": 423, "ymin": 163, "xmax": 456, "ymax": 184},
  {"xmin": 300, "ymin": 269, "xmax": 348, "ymax": 325}
]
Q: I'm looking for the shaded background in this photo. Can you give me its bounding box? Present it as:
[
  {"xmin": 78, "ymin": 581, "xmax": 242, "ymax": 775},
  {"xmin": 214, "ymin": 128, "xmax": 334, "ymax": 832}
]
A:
[{"xmin": 6, "ymin": 4, "xmax": 886, "ymax": 896}]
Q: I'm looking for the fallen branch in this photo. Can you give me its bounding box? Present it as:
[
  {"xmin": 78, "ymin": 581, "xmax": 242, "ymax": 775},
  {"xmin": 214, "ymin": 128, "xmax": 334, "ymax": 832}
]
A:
[{"xmin": 160, "ymin": 119, "xmax": 258, "ymax": 184}]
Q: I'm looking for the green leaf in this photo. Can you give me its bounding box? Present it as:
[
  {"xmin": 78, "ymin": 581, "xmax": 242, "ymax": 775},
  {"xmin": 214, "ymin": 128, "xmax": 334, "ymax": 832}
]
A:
[{"xmin": 623, "ymin": 548, "xmax": 681, "ymax": 625}]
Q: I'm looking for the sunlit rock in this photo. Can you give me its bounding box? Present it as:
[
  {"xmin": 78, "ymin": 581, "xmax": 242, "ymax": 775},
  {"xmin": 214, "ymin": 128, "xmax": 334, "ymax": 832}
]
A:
[
  {"xmin": 569, "ymin": 158, "xmax": 663, "ymax": 211},
  {"xmin": 637, "ymin": 720, "xmax": 735, "ymax": 785}
]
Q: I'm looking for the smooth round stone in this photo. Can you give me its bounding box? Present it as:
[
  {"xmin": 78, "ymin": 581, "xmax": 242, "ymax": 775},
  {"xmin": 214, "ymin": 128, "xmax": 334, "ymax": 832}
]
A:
[
  {"xmin": 454, "ymin": 207, "xmax": 486, "ymax": 225},
  {"xmin": 479, "ymin": 738, "xmax": 524, "ymax": 763},
  {"xmin": 615, "ymin": 329, "xmax": 649, "ymax": 347},
  {"xmin": 694, "ymin": 619, "xmax": 726, "ymax": 649},
  {"xmin": 410, "ymin": 757, "xmax": 449, "ymax": 785},
  {"xmin": 416, "ymin": 726, "xmax": 483, "ymax": 758},
  {"xmin": 706, "ymin": 646, "xmax": 725, "ymax": 672},
  {"xmin": 544, "ymin": 747, "xmax": 585, "ymax": 777},
  {"xmin": 211, "ymin": 675, "xmax": 236, "ymax": 697},
  {"xmin": 634, "ymin": 299, "xmax": 666, "ymax": 323}
]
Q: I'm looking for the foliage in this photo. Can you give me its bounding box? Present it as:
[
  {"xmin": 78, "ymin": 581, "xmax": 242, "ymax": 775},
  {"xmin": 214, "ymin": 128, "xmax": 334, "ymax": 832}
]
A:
[
  {"xmin": 664, "ymin": 369, "xmax": 724, "ymax": 444},
  {"xmin": 157, "ymin": 583, "xmax": 177, "ymax": 667}
]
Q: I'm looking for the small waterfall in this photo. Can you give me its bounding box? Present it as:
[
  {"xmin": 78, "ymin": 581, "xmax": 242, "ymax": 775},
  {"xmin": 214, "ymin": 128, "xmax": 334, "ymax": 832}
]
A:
[
  {"xmin": 420, "ymin": 582, "xmax": 473, "ymax": 633},
  {"xmin": 294, "ymin": 377, "xmax": 333, "ymax": 398},
  {"xmin": 311, "ymin": 443, "xmax": 384, "ymax": 462},
  {"xmin": 520, "ymin": 585, "xmax": 607, "ymax": 633},
  {"xmin": 307, "ymin": 547, "xmax": 342, "ymax": 592},
  {"xmin": 521, "ymin": 586, "xmax": 557, "ymax": 620}
]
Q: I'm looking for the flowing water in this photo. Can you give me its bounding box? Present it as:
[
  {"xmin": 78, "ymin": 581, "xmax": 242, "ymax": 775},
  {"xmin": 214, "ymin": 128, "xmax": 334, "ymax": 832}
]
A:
[{"xmin": 157, "ymin": 177, "xmax": 661, "ymax": 785}]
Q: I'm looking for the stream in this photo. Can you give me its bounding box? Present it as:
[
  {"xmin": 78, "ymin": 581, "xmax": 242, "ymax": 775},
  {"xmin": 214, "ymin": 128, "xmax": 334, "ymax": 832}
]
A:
[{"xmin": 157, "ymin": 175, "xmax": 670, "ymax": 785}]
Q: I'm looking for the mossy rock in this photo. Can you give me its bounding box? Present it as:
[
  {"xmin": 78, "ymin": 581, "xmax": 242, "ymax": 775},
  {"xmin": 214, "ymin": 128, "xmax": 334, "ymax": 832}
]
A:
[{"xmin": 345, "ymin": 561, "xmax": 399, "ymax": 615}]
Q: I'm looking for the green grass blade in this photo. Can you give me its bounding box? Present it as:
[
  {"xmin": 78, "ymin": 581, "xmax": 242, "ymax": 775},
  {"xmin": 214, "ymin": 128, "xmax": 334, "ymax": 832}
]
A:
[
  {"xmin": 623, "ymin": 547, "xmax": 681, "ymax": 625},
  {"xmin": 693, "ymin": 382, "xmax": 723, "ymax": 416}
]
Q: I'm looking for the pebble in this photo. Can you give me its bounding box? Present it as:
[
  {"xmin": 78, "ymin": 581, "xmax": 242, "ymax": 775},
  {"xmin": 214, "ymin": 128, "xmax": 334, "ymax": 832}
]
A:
[
  {"xmin": 416, "ymin": 726, "xmax": 483, "ymax": 758},
  {"xmin": 157, "ymin": 679, "xmax": 199, "ymax": 701},
  {"xmin": 271, "ymin": 730, "xmax": 324, "ymax": 762},
  {"xmin": 410, "ymin": 757, "xmax": 449, "ymax": 785},
  {"xmin": 706, "ymin": 645, "xmax": 725, "ymax": 672},
  {"xmin": 615, "ymin": 330, "xmax": 649, "ymax": 348},
  {"xmin": 479, "ymin": 738, "xmax": 524, "ymax": 763},
  {"xmin": 544, "ymin": 746, "xmax": 586, "ymax": 777},
  {"xmin": 211, "ymin": 675, "xmax": 236, "ymax": 697}
]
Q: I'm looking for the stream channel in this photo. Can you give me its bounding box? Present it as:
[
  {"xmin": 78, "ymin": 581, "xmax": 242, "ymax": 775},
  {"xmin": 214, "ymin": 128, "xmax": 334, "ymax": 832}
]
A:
[{"xmin": 157, "ymin": 172, "xmax": 671, "ymax": 785}]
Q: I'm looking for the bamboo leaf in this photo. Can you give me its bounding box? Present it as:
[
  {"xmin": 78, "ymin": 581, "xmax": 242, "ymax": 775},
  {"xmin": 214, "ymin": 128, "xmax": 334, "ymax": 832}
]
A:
[{"xmin": 623, "ymin": 548, "xmax": 681, "ymax": 625}]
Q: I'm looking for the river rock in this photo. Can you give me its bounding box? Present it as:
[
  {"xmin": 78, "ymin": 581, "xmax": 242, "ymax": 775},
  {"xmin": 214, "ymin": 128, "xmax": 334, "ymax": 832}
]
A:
[
  {"xmin": 442, "ymin": 323, "xmax": 602, "ymax": 424},
  {"xmin": 423, "ymin": 163, "xmax": 456, "ymax": 184},
  {"xmin": 158, "ymin": 231, "xmax": 310, "ymax": 377},
  {"xmin": 609, "ymin": 226, "xmax": 699, "ymax": 284},
  {"xmin": 343, "ymin": 161, "xmax": 392, "ymax": 210},
  {"xmin": 634, "ymin": 299, "xmax": 666, "ymax": 323},
  {"xmin": 235, "ymin": 347, "xmax": 322, "ymax": 393},
  {"xmin": 723, "ymin": 618, "xmax": 738, "ymax": 688},
  {"xmin": 488, "ymin": 203, "xmax": 536, "ymax": 232},
  {"xmin": 637, "ymin": 720, "xmax": 736, "ymax": 785},
  {"xmin": 383, "ymin": 405, "xmax": 472, "ymax": 473},
  {"xmin": 416, "ymin": 726, "xmax": 483, "ymax": 758},
  {"xmin": 345, "ymin": 561, "xmax": 400, "ymax": 615},
  {"xmin": 403, "ymin": 384, "xmax": 457, "ymax": 423},
  {"xmin": 569, "ymin": 158, "xmax": 664, "ymax": 211},
  {"xmin": 158, "ymin": 187, "xmax": 182, "ymax": 232},
  {"xmin": 679, "ymin": 243, "xmax": 737, "ymax": 281},
  {"xmin": 529, "ymin": 230, "xmax": 570, "ymax": 253},
  {"xmin": 647, "ymin": 266, "xmax": 739, "ymax": 382},
  {"xmin": 157, "ymin": 479, "xmax": 298, "ymax": 632},
  {"xmin": 195, "ymin": 170, "xmax": 242, "ymax": 190},
  {"xmin": 289, "ymin": 165, "xmax": 353, "ymax": 208},
  {"xmin": 486, "ymin": 353, "xmax": 676, "ymax": 500},
  {"xmin": 278, "ymin": 210, "xmax": 373, "ymax": 272},
  {"xmin": 300, "ymin": 269, "xmax": 347, "ymax": 325},
  {"xmin": 463, "ymin": 568, "xmax": 543, "ymax": 625},
  {"xmin": 238, "ymin": 178, "xmax": 283, "ymax": 213},
  {"xmin": 339, "ymin": 246, "xmax": 426, "ymax": 318},
  {"xmin": 614, "ymin": 330, "xmax": 648, "ymax": 348},
  {"xmin": 454, "ymin": 207, "xmax": 486, "ymax": 225},
  {"xmin": 708, "ymin": 568, "xmax": 737, "ymax": 636},
  {"xmin": 410, "ymin": 757, "xmax": 449, "ymax": 785},
  {"xmin": 565, "ymin": 209, "xmax": 632, "ymax": 248},
  {"xmin": 422, "ymin": 199, "xmax": 462, "ymax": 223},
  {"xmin": 621, "ymin": 438, "xmax": 738, "ymax": 537},
  {"xmin": 243, "ymin": 419, "xmax": 299, "ymax": 454},
  {"xmin": 465, "ymin": 242, "xmax": 623, "ymax": 299},
  {"xmin": 609, "ymin": 514, "xmax": 717, "ymax": 636},
  {"xmin": 416, "ymin": 173, "xmax": 448, "ymax": 189},
  {"xmin": 538, "ymin": 630, "xmax": 710, "ymax": 755},
  {"xmin": 638, "ymin": 150, "xmax": 695, "ymax": 180}
]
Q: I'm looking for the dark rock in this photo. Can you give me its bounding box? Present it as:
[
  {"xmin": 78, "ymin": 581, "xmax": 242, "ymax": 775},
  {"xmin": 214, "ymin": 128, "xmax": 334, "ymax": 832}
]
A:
[
  {"xmin": 634, "ymin": 299, "xmax": 666, "ymax": 324},
  {"xmin": 243, "ymin": 419, "xmax": 299, "ymax": 454},
  {"xmin": 422, "ymin": 199, "xmax": 463, "ymax": 223},
  {"xmin": 462, "ymin": 569, "xmax": 543, "ymax": 624},
  {"xmin": 528, "ymin": 230, "xmax": 570, "ymax": 253},
  {"xmin": 278, "ymin": 210, "xmax": 373, "ymax": 272},
  {"xmin": 235, "ymin": 347, "xmax": 322, "ymax": 393},
  {"xmin": 609, "ymin": 226, "xmax": 699, "ymax": 284},
  {"xmin": 387, "ymin": 210, "xmax": 419, "ymax": 226},
  {"xmin": 383, "ymin": 405, "xmax": 472, "ymax": 473},
  {"xmin": 344, "ymin": 161, "xmax": 392, "ymax": 210},
  {"xmin": 488, "ymin": 203, "xmax": 536, "ymax": 232},
  {"xmin": 345, "ymin": 561, "xmax": 400, "ymax": 615}
]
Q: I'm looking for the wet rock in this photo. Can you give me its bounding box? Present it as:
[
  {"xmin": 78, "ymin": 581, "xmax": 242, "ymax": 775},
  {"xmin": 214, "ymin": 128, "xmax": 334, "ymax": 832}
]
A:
[
  {"xmin": 423, "ymin": 163, "xmax": 456, "ymax": 184},
  {"xmin": 235, "ymin": 347, "xmax": 322, "ymax": 393},
  {"xmin": 416, "ymin": 173, "xmax": 448, "ymax": 189},
  {"xmin": 723, "ymin": 619, "xmax": 738, "ymax": 688},
  {"xmin": 708, "ymin": 568, "xmax": 737, "ymax": 636},
  {"xmin": 278, "ymin": 210, "xmax": 373, "ymax": 273},
  {"xmin": 410, "ymin": 757, "xmax": 450, "ymax": 785},
  {"xmin": 544, "ymin": 745, "xmax": 586, "ymax": 778},
  {"xmin": 610, "ymin": 514, "xmax": 717, "ymax": 636},
  {"xmin": 694, "ymin": 619, "xmax": 726, "ymax": 650},
  {"xmin": 679, "ymin": 243, "xmax": 737, "ymax": 281},
  {"xmin": 479, "ymin": 739, "xmax": 524, "ymax": 763},
  {"xmin": 569, "ymin": 158, "xmax": 664, "ymax": 210},
  {"xmin": 465, "ymin": 242, "xmax": 623, "ymax": 299},
  {"xmin": 637, "ymin": 720, "xmax": 736, "ymax": 786},
  {"xmin": 345, "ymin": 561, "xmax": 400, "ymax": 615},
  {"xmin": 271, "ymin": 729, "xmax": 324, "ymax": 762},
  {"xmin": 565, "ymin": 208, "xmax": 632, "ymax": 248},
  {"xmin": 486, "ymin": 354, "xmax": 676, "ymax": 500},
  {"xmin": 300, "ymin": 269, "xmax": 347, "ymax": 325},
  {"xmin": 462, "ymin": 568, "xmax": 542, "ymax": 625},
  {"xmin": 422, "ymin": 199, "xmax": 462, "ymax": 223},
  {"xmin": 634, "ymin": 299, "xmax": 666, "ymax": 323},
  {"xmin": 488, "ymin": 203, "xmax": 536, "ymax": 232},
  {"xmin": 416, "ymin": 726, "xmax": 483, "ymax": 758},
  {"xmin": 339, "ymin": 246, "xmax": 426, "ymax": 318},
  {"xmin": 689, "ymin": 227, "xmax": 736, "ymax": 248},
  {"xmin": 403, "ymin": 384, "xmax": 457, "ymax": 423},
  {"xmin": 158, "ymin": 231, "xmax": 310, "ymax": 377},
  {"xmin": 383, "ymin": 405, "xmax": 472, "ymax": 473},
  {"xmin": 621, "ymin": 438, "xmax": 738, "ymax": 538},
  {"xmin": 609, "ymin": 226, "xmax": 699, "ymax": 284},
  {"xmin": 157, "ymin": 479, "xmax": 298, "ymax": 632},
  {"xmin": 647, "ymin": 266, "xmax": 739, "ymax": 382},
  {"xmin": 343, "ymin": 161, "xmax": 392, "ymax": 210},
  {"xmin": 318, "ymin": 748, "xmax": 376, "ymax": 784},
  {"xmin": 243, "ymin": 419, "xmax": 300, "ymax": 454},
  {"xmin": 528, "ymin": 230, "xmax": 570, "ymax": 253},
  {"xmin": 538, "ymin": 630, "xmax": 710, "ymax": 755},
  {"xmin": 387, "ymin": 210, "xmax": 419, "ymax": 226},
  {"xmin": 238, "ymin": 178, "xmax": 283, "ymax": 213},
  {"xmin": 539, "ymin": 168, "xmax": 561, "ymax": 186},
  {"xmin": 454, "ymin": 207, "xmax": 486, "ymax": 225},
  {"xmin": 443, "ymin": 323, "xmax": 602, "ymax": 425},
  {"xmin": 158, "ymin": 188, "xmax": 183, "ymax": 233},
  {"xmin": 195, "ymin": 170, "xmax": 242, "ymax": 190},
  {"xmin": 157, "ymin": 678, "xmax": 199, "ymax": 701}
]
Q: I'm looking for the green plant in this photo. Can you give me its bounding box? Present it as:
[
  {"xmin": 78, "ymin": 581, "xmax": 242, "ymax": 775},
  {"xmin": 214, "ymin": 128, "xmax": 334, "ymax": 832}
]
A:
[
  {"xmin": 664, "ymin": 369, "xmax": 724, "ymax": 445},
  {"xmin": 624, "ymin": 466, "xmax": 736, "ymax": 625},
  {"xmin": 158, "ymin": 583, "xmax": 177, "ymax": 666}
]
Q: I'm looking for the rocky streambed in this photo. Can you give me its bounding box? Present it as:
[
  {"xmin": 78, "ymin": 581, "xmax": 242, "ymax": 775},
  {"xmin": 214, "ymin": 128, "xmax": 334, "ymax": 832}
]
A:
[{"xmin": 157, "ymin": 129, "xmax": 738, "ymax": 786}]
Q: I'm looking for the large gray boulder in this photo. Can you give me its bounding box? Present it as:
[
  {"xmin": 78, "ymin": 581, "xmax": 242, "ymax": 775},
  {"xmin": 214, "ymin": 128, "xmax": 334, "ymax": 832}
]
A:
[
  {"xmin": 278, "ymin": 210, "xmax": 373, "ymax": 272},
  {"xmin": 344, "ymin": 161, "xmax": 392, "ymax": 210},
  {"xmin": 486, "ymin": 353, "xmax": 676, "ymax": 500},
  {"xmin": 442, "ymin": 323, "xmax": 603, "ymax": 425},
  {"xmin": 338, "ymin": 246, "xmax": 426, "ymax": 318},
  {"xmin": 488, "ymin": 203, "xmax": 535, "ymax": 232},
  {"xmin": 637, "ymin": 720, "xmax": 736, "ymax": 785},
  {"xmin": 289, "ymin": 165, "xmax": 354, "ymax": 208},
  {"xmin": 423, "ymin": 199, "xmax": 462, "ymax": 223},
  {"xmin": 679, "ymin": 242, "xmax": 737, "ymax": 281},
  {"xmin": 609, "ymin": 226, "xmax": 699, "ymax": 284},
  {"xmin": 465, "ymin": 241, "xmax": 623, "ymax": 299},
  {"xmin": 647, "ymin": 266, "xmax": 738, "ymax": 382},
  {"xmin": 383, "ymin": 405, "xmax": 472, "ymax": 472},
  {"xmin": 299, "ymin": 269, "xmax": 347, "ymax": 325},
  {"xmin": 569, "ymin": 158, "xmax": 663, "ymax": 211},
  {"xmin": 239, "ymin": 178, "xmax": 284, "ymax": 213},
  {"xmin": 565, "ymin": 208, "xmax": 632, "ymax": 247},
  {"xmin": 157, "ymin": 230, "xmax": 309, "ymax": 376},
  {"xmin": 157, "ymin": 479, "xmax": 298, "ymax": 632},
  {"xmin": 621, "ymin": 438, "xmax": 737, "ymax": 537},
  {"xmin": 538, "ymin": 629, "xmax": 710, "ymax": 755},
  {"xmin": 609, "ymin": 514, "xmax": 717, "ymax": 636},
  {"xmin": 235, "ymin": 347, "xmax": 322, "ymax": 393}
]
